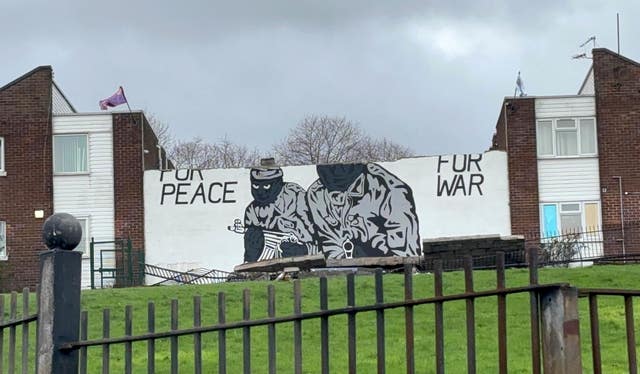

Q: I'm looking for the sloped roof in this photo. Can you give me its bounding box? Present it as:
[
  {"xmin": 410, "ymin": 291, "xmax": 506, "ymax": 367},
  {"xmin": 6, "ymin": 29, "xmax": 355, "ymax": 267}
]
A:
[{"xmin": 0, "ymin": 65, "xmax": 52, "ymax": 92}]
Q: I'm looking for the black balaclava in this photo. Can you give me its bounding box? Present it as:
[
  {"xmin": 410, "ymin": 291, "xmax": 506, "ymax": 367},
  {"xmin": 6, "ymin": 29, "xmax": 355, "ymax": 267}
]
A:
[
  {"xmin": 316, "ymin": 163, "xmax": 366, "ymax": 192},
  {"xmin": 250, "ymin": 168, "xmax": 284, "ymax": 206}
]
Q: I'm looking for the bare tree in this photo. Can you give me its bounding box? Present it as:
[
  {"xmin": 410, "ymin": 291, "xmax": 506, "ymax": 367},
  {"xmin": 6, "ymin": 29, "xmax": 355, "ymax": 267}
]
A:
[
  {"xmin": 169, "ymin": 137, "xmax": 217, "ymax": 169},
  {"xmin": 146, "ymin": 113, "xmax": 174, "ymax": 149},
  {"xmin": 358, "ymin": 137, "xmax": 415, "ymax": 162},
  {"xmin": 169, "ymin": 136, "xmax": 261, "ymax": 169},
  {"xmin": 274, "ymin": 115, "xmax": 414, "ymax": 165},
  {"xmin": 213, "ymin": 138, "xmax": 262, "ymax": 168}
]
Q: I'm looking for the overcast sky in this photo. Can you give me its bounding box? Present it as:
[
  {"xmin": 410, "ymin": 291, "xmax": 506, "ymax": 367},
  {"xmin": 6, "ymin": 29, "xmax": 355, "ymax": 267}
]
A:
[{"xmin": 2, "ymin": 1, "xmax": 638, "ymax": 156}]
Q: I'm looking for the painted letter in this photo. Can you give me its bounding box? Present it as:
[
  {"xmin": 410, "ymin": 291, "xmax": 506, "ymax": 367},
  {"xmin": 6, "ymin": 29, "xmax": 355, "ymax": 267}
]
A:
[
  {"xmin": 160, "ymin": 184, "xmax": 175, "ymax": 205},
  {"xmin": 437, "ymin": 155, "xmax": 449, "ymax": 173},
  {"xmin": 223, "ymin": 181, "xmax": 237, "ymax": 203},
  {"xmin": 452, "ymin": 154, "xmax": 467, "ymax": 172},
  {"xmin": 453, "ymin": 174, "xmax": 467, "ymax": 196},
  {"xmin": 175, "ymin": 183, "xmax": 190, "ymax": 204},
  {"xmin": 437, "ymin": 175, "xmax": 455, "ymax": 197},
  {"xmin": 208, "ymin": 182, "xmax": 223, "ymax": 203},
  {"xmin": 190, "ymin": 183, "xmax": 206, "ymax": 204},
  {"xmin": 468, "ymin": 154, "xmax": 483, "ymax": 172},
  {"xmin": 175, "ymin": 169, "xmax": 190, "ymax": 181},
  {"xmin": 469, "ymin": 174, "xmax": 484, "ymax": 195}
]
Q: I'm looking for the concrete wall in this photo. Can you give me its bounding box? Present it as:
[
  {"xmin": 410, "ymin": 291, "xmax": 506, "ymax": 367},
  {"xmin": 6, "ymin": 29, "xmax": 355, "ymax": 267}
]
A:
[{"xmin": 144, "ymin": 151, "xmax": 511, "ymax": 274}]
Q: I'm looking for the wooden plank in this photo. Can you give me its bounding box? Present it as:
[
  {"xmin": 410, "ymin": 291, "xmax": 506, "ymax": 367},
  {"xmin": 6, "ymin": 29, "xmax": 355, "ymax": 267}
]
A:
[
  {"xmin": 326, "ymin": 256, "xmax": 422, "ymax": 268},
  {"xmin": 234, "ymin": 254, "xmax": 325, "ymax": 273}
]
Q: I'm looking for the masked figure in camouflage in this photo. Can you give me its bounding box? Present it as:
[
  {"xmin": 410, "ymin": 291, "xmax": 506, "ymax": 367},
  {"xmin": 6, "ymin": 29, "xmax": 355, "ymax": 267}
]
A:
[
  {"xmin": 306, "ymin": 163, "xmax": 420, "ymax": 259},
  {"xmin": 243, "ymin": 167, "xmax": 316, "ymax": 262}
]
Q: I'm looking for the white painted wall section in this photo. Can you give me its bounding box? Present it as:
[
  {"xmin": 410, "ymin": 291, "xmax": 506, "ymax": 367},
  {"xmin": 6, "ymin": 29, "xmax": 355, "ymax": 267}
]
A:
[
  {"xmin": 53, "ymin": 114, "xmax": 115, "ymax": 289},
  {"xmin": 535, "ymin": 96, "xmax": 595, "ymax": 118},
  {"xmin": 144, "ymin": 151, "xmax": 511, "ymax": 275},
  {"xmin": 537, "ymin": 158, "xmax": 601, "ymax": 202}
]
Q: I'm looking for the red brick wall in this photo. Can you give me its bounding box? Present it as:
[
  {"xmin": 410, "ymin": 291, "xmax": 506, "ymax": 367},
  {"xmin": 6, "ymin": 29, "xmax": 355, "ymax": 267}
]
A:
[
  {"xmin": 491, "ymin": 98, "xmax": 540, "ymax": 237},
  {"xmin": 593, "ymin": 48, "xmax": 640, "ymax": 255},
  {"xmin": 0, "ymin": 67, "xmax": 54, "ymax": 292},
  {"xmin": 112, "ymin": 113, "xmax": 165, "ymax": 284},
  {"xmin": 112, "ymin": 113, "xmax": 144, "ymax": 284}
]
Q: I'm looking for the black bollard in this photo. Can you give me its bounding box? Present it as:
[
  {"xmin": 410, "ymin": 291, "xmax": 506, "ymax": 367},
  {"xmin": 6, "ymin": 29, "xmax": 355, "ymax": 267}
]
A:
[{"xmin": 36, "ymin": 213, "xmax": 83, "ymax": 374}]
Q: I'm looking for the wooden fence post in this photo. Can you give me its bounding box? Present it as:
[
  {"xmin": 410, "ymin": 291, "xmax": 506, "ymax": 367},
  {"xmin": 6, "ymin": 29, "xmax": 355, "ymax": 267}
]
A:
[
  {"xmin": 36, "ymin": 214, "xmax": 83, "ymax": 374},
  {"xmin": 540, "ymin": 286, "xmax": 582, "ymax": 374}
]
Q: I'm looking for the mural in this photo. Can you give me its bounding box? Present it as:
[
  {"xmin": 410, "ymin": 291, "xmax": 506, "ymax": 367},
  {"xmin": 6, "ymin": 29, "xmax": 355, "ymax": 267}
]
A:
[
  {"xmin": 144, "ymin": 151, "xmax": 512, "ymax": 274},
  {"xmin": 230, "ymin": 163, "xmax": 421, "ymax": 261}
]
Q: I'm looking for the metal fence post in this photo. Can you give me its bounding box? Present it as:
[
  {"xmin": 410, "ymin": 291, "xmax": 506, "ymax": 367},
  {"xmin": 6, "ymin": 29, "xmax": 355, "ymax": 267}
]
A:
[
  {"xmin": 540, "ymin": 286, "xmax": 582, "ymax": 374},
  {"xmin": 36, "ymin": 214, "xmax": 83, "ymax": 374}
]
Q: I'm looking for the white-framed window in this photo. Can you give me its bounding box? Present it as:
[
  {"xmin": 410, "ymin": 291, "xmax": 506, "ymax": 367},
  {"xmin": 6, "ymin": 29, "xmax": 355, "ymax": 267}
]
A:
[
  {"xmin": 536, "ymin": 118, "xmax": 597, "ymax": 158},
  {"xmin": 0, "ymin": 136, "xmax": 5, "ymax": 175},
  {"xmin": 53, "ymin": 134, "xmax": 88, "ymax": 174},
  {"xmin": 540, "ymin": 201, "xmax": 600, "ymax": 237},
  {"xmin": 0, "ymin": 221, "xmax": 6, "ymax": 260},
  {"xmin": 75, "ymin": 218, "xmax": 89, "ymax": 256}
]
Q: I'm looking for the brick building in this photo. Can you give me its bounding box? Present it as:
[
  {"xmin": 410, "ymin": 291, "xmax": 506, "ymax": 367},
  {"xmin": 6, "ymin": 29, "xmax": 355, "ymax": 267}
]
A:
[
  {"xmin": 491, "ymin": 48, "xmax": 640, "ymax": 257},
  {"xmin": 0, "ymin": 66, "xmax": 168, "ymax": 292}
]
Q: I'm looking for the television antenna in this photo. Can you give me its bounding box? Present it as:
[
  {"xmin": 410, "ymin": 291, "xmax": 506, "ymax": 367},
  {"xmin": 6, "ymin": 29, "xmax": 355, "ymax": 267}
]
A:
[{"xmin": 572, "ymin": 36, "xmax": 596, "ymax": 60}]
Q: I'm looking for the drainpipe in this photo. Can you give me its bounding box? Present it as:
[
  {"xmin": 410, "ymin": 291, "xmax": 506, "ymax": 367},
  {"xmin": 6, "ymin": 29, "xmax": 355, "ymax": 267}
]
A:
[
  {"xmin": 503, "ymin": 101, "xmax": 510, "ymax": 152},
  {"xmin": 612, "ymin": 176, "xmax": 625, "ymax": 257}
]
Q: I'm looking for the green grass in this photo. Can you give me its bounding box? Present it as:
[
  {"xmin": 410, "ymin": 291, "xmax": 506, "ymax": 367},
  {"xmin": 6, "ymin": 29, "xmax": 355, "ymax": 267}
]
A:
[{"xmin": 2, "ymin": 264, "xmax": 640, "ymax": 373}]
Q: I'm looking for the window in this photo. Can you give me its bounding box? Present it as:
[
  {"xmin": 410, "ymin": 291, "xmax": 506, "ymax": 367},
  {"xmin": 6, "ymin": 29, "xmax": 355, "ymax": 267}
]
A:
[
  {"xmin": 54, "ymin": 134, "xmax": 88, "ymax": 173},
  {"xmin": 536, "ymin": 118, "xmax": 597, "ymax": 157},
  {"xmin": 0, "ymin": 136, "xmax": 5, "ymax": 175},
  {"xmin": 0, "ymin": 221, "xmax": 6, "ymax": 260},
  {"xmin": 540, "ymin": 201, "xmax": 600, "ymax": 237}
]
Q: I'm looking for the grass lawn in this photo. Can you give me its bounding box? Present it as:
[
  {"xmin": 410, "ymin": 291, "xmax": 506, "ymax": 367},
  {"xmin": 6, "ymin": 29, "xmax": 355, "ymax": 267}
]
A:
[{"xmin": 2, "ymin": 264, "xmax": 640, "ymax": 373}]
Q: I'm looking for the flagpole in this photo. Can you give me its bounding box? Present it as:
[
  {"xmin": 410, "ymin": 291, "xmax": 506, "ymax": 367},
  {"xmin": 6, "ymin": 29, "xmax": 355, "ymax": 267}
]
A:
[{"xmin": 120, "ymin": 86, "xmax": 138, "ymax": 126}]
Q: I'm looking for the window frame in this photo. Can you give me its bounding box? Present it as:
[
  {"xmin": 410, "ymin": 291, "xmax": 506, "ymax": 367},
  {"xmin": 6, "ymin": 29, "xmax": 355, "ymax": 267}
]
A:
[
  {"xmin": 0, "ymin": 136, "xmax": 5, "ymax": 176},
  {"xmin": 536, "ymin": 117, "xmax": 598, "ymax": 158},
  {"xmin": 0, "ymin": 220, "xmax": 6, "ymax": 260},
  {"xmin": 74, "ymin": 217, "xmax": 90, "ymax": 257},
  {"xmin": 53, "ymin": 134, "xmax": 90, "ymax": 175},
  {"xmin": 540, "ymin": 201, "xmax": 601, "ymax": 237}
]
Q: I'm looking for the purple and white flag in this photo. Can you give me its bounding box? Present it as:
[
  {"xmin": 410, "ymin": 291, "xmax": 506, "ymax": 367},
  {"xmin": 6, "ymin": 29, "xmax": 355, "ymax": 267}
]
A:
[{"xmin": 99, "ymin": 86, "xmax": 128, "ymax": 110}]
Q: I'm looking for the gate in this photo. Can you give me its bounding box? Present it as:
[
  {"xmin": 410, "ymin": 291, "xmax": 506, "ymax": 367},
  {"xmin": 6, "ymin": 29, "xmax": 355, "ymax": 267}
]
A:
[{"xmin": 89, "ymin": 238, "xmax": 142, "ymax": 289}]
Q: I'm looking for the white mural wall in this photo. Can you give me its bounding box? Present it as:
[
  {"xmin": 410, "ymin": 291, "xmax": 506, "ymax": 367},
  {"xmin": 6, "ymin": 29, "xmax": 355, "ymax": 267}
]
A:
[{"xmin": 144, "ymin": 151, "xmax": 511, "ymax": 274}]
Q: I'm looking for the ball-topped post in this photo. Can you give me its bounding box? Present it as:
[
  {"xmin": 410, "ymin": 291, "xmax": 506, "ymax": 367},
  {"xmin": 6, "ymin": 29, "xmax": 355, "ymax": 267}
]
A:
[
  {"xmin": 37, "ymin": 213, "xmax": 82, "ymax": 373},
  {"xmin": 42, "ymin": 212, "xmax": 83, "ymax": 251}
]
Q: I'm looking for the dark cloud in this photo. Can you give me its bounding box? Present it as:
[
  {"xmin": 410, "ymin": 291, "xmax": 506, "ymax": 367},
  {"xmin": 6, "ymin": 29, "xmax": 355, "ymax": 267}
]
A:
[{"xmin": 1, "ymin": 1, "xmax": 638, "ymax": 155}]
